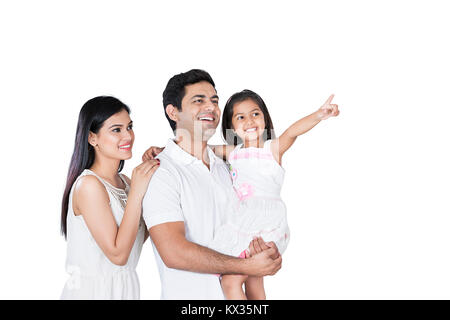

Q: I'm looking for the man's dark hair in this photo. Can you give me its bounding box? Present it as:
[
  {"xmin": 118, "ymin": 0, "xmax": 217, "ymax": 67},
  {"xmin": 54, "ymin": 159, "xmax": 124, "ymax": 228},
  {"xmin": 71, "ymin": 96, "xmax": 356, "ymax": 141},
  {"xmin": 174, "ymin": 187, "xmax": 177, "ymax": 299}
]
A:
[{"xmin": 162, "ymin": 69, "xmax": 216, "ymax": 132}]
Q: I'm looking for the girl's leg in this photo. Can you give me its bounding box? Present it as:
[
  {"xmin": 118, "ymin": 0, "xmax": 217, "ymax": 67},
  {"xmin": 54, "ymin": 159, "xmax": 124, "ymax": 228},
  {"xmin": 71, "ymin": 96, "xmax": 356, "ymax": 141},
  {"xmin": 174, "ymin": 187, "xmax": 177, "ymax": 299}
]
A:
[
  {"xmin": 221, "ymin": 274, "xmax": 249, "ymax": 300},
  {"xmin": 245, "ymin": 276, "xmax": 266, "ymax": 300}
]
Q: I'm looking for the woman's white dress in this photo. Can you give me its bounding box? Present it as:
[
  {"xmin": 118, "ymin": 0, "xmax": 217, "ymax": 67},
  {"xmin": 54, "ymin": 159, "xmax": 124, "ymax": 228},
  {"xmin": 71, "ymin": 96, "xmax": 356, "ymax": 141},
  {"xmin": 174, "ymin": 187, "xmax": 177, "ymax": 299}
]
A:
[{"xmin": 61, "ymin": 169, "xmax": 145, "ymax": 300}]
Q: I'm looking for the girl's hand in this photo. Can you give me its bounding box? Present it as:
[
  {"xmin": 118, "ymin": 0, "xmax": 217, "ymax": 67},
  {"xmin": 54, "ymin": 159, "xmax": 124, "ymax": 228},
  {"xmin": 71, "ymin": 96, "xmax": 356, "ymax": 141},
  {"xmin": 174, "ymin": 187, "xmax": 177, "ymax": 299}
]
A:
[
  {"xmin": 142, "ymin": 146, "xmax": 164, "ymax": 161},
  {"xmin": 248, "ymin": 237, "xmax": 269, "ymax": 257},
  {"xmin": 316, "ymin": 94, "xmax": 340, "ymax": 121},
  {"xmin": 245, "ymin": 246, "xmax": 282, "ymax": 276},
  {"xmin": 130, "ymin": 159, "xmax": 160, "ymax": 199},
  {"xmin": 248, "ymin": 237, "xmax": 280, "ymax": 260}
]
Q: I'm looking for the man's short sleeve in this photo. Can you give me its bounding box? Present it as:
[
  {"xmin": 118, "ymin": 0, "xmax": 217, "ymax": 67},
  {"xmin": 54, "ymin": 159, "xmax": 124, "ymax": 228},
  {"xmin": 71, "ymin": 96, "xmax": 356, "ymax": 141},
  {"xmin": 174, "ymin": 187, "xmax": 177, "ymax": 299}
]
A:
[{"xmin": 142, "ymin": 167, "xmax": 184, "ymax": 229}]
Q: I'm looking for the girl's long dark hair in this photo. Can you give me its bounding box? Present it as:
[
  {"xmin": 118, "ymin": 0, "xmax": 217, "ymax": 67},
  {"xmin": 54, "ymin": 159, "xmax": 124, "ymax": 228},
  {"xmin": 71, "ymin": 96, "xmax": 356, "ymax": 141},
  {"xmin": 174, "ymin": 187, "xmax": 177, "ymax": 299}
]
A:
[
  {"xmin": 222, "ymin": 89, "xmax": 275, "ymax": 145},
  {"xmin": 61, "ymin": 96, "xmax": 130, "ymax": 239}
]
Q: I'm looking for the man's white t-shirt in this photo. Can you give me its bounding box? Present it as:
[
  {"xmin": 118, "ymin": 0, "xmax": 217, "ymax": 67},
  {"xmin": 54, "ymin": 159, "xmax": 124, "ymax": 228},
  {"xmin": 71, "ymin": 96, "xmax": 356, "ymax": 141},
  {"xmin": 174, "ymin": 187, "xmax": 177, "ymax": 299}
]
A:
[{"xmin": 142, "ymin": 139, "xmax": 235, "ymax": 300}]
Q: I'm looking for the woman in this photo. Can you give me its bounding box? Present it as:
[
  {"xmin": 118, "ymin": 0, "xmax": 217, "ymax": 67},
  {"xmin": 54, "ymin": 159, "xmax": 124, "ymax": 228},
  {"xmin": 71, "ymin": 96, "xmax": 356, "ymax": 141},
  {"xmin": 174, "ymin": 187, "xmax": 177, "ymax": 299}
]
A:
[{"xmin": 60, "ymin": 96, "xmax": 159, "ymax": 299}]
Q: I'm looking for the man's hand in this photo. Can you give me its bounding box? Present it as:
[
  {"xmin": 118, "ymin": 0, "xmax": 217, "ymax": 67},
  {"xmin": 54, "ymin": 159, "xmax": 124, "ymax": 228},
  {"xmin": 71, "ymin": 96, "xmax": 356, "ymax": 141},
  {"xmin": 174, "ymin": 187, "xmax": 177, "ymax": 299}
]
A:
[
  {"xmin": 142, "ymin": 146, "xmax": 165, "ymax": 161},
  {"xmin": 244, "ymin": 245, "xmax": 282, "ymax": 277}
]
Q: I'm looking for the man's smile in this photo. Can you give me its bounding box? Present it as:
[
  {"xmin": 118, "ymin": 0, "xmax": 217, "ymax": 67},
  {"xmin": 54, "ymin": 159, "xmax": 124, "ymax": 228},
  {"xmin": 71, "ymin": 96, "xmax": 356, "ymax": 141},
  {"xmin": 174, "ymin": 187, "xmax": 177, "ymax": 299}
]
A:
[{"xmin": 197, "ymin": 113, "xmax": 217, "ymax": 122}]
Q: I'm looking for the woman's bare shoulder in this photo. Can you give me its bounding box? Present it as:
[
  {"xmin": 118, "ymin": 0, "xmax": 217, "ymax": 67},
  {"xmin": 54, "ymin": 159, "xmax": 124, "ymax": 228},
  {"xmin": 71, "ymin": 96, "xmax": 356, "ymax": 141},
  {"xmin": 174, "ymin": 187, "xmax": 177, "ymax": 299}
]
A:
[{"xmin": 72, "ymin": 175, "xmax": 109, "ymax": 215}]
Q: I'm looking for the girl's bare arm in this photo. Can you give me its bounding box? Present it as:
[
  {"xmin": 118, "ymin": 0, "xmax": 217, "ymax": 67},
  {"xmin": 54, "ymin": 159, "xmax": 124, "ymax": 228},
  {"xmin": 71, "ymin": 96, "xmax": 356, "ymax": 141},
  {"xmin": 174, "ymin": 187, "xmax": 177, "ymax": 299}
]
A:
[{"xmin": 272, "ymin": 94, "xmax": 340, "ymax": 164}]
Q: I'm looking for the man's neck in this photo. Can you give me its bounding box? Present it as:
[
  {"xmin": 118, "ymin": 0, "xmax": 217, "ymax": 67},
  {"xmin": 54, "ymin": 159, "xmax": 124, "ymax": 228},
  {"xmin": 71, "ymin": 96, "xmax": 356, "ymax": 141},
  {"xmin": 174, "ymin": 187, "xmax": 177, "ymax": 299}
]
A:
[{"xmin": 175, "ymin": 134, "xmax": 211, "ymax": 168}]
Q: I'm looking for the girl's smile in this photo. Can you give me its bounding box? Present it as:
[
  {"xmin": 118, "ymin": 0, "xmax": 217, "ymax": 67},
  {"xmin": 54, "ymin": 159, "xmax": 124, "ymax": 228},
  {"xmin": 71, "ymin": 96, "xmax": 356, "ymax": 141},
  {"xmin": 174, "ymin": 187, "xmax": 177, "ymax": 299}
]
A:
[{"xmin": 244, "ymin": 127, "xmax": 258, "ymax": 133}]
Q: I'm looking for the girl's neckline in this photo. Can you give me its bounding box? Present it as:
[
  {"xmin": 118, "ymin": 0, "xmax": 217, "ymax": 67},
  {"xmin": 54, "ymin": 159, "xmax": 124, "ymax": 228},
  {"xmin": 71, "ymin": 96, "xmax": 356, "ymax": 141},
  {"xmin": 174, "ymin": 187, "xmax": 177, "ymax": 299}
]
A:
[
  {"xmin": 240, "ymin": 145, "xmax": 264, "ymax": 150},
  {"xmin": 239, "ymin": 139, "xmax": 270, "ymax": 150},
  {"xmin": 85, "ymin": 169, "xmax": 128, "ymax": 192}
]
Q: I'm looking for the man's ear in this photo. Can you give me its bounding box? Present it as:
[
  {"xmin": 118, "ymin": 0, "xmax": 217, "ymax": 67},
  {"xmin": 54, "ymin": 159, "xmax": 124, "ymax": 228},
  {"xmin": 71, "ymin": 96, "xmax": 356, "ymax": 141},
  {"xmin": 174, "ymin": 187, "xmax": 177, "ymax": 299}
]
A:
[
  {"xmin": 165, "ymin": 104, "xmax": 179, "ymax": 122},
  {"xmin": 88, "ymin": 131, "xmax": 97, "ymax": 147}
]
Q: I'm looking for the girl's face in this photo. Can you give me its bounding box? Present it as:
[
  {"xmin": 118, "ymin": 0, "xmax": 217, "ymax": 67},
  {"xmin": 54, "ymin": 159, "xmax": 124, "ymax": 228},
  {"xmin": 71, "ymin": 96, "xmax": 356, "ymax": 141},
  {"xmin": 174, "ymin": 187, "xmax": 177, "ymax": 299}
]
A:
[
  {"xmin": 231, "ymin": 99, "xmax": 266, "ymax": 144},
  {"xmin": 89, "ymin": 109, "xmax": 135, "ymax": 160}
]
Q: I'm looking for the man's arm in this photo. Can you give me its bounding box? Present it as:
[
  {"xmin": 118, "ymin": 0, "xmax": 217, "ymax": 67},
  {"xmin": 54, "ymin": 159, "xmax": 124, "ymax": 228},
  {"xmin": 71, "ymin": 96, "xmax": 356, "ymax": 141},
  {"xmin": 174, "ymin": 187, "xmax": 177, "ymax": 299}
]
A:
[{"xmin": 149, "ymin": 221, "xmax": 282, "ymax": 277}]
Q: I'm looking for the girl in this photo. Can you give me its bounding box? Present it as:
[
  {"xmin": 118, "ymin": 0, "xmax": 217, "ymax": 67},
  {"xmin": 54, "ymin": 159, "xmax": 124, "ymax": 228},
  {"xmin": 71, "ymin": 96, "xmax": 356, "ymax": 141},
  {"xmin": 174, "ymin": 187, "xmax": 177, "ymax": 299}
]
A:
[
  {"xmin": 60, "ymin": 96, "xmax": 160, "ymax": 299},
  {"xmin": 208, "ymin": 89, "xmax": 340, "ymax": 300}
]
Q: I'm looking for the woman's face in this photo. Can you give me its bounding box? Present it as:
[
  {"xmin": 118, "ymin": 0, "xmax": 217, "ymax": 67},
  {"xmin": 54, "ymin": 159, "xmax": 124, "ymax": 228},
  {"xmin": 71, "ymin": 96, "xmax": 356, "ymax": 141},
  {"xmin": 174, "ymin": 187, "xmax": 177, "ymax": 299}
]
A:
[
  {"xmin": 89, "ymin": 109, "xmax": 135, "ymax": 160},
  {"xmin": 231, "ymin": 99, "xmax": 266, "ymax": 143}
]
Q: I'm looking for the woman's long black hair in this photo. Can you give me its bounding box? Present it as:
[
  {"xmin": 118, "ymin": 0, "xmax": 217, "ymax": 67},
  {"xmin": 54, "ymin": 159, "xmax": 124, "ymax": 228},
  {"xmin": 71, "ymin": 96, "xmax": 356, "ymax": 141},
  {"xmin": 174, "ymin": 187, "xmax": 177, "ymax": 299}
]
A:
[
  {"xmin": 221, "ymin": 89, "xmax": 275, "ymax": 145},
  {"xmin": 61, "ymin": 96, "xmax": 130, "ymax": 239}
]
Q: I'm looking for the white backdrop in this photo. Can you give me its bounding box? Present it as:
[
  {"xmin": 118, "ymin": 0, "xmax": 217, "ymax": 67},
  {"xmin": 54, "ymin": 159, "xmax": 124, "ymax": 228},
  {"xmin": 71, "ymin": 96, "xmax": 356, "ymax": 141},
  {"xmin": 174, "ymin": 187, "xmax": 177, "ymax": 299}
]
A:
[{"xmin": 1, "ymin": 0, "xmax": 449, "ymax": 299}]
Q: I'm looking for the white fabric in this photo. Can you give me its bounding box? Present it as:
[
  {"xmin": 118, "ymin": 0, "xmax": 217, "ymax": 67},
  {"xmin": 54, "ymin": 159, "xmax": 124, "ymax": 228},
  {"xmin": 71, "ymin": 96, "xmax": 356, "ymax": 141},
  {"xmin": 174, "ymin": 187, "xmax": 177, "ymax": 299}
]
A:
[
  {"xmin": 142, "ymin": 138, "xmax": 235, "ymax": 300},
  {"xmin": 61, "ymin": 169, "xmax": 145, "ymax": 300},
  {"xmin": 209, "ymin": 139, "xmax": 290, "ymax": 257}
]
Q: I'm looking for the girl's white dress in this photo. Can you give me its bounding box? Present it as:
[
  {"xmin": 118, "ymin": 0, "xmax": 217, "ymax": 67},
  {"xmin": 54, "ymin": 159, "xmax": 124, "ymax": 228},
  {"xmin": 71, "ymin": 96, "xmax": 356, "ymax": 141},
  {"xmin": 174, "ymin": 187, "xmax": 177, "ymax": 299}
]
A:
[
  {"xmin": 210, "ymin": 139, "xmax": 290, "ymax": 257},
  {"xmin": 61, "ymin": 169, "xmax": 145, "ymax": 300}
]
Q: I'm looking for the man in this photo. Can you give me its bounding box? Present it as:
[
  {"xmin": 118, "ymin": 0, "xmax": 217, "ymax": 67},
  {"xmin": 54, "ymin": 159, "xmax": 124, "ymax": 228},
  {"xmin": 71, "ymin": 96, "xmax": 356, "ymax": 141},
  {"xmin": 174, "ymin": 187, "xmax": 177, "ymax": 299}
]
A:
[{"xmin": 142, "ymin": 69, "xmax": 281, "ymax": 299}]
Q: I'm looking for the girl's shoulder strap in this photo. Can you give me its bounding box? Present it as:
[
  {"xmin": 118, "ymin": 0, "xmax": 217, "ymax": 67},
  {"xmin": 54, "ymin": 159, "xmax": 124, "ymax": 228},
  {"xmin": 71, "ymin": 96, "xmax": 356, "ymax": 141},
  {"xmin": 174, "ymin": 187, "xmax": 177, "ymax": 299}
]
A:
[
  {"xmin": 228, "ymin": 143, "xmax": 243, "ymax": 162},
  {"xmin": 263, "ymin": 139, "xmax": 273, "ymax": 151},
  {"xmin": 231, "ymin": 143, "xmax": 244, "ymax": 152}
]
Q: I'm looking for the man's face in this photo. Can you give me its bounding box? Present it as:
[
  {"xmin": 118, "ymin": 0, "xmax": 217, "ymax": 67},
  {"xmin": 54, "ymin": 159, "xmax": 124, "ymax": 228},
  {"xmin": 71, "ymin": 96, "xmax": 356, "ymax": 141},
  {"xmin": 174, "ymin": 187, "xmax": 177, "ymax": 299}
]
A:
[{"xmin": 176, "ymin": 81, "xmax": 221, "ymax": 141}]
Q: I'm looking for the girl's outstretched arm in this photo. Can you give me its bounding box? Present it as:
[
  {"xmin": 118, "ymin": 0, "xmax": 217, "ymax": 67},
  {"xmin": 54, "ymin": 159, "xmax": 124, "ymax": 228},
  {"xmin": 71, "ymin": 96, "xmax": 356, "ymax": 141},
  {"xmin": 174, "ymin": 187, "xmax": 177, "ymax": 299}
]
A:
[
  {"xmin": 209, "ymin": 144, "xmax": 236, "ymax": 161},
  {"xmin": 272, "ymin": 94, "xmax": 340, "ymax": 163}
]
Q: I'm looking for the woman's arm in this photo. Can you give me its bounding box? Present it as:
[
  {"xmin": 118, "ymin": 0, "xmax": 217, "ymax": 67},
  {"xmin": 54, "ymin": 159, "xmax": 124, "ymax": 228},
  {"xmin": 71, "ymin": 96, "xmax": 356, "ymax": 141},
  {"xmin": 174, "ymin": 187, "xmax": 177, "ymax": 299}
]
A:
[
  {"xmin": 122, "ymin": 174, "xmax": 150, "ymax": 243},
  {"xmin": 73, "ymin": 160, "xmax": 159, "ymax": 265},
  {"xmin": 272, "ymin": 94, "xmax": 340, "ymax": 163}
]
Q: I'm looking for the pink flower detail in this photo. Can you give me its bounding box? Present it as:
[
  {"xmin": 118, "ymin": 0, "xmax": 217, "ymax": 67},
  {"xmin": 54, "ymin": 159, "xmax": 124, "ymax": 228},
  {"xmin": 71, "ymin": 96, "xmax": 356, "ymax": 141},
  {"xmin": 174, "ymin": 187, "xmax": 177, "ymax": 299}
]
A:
[{"xmin": 236, "ymin": 183, "xmax": 254, "ymax": 201}]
